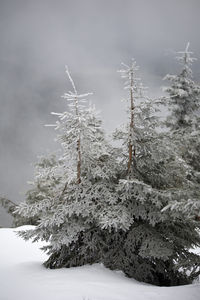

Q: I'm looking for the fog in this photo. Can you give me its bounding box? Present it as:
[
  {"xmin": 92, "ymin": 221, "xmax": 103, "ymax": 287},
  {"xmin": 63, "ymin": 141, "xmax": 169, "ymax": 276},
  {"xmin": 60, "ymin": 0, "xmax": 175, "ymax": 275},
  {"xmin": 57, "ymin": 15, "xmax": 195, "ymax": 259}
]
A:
[{"xmin": 0, "ymin": 0, "xmax": 200, "ymax": 226}]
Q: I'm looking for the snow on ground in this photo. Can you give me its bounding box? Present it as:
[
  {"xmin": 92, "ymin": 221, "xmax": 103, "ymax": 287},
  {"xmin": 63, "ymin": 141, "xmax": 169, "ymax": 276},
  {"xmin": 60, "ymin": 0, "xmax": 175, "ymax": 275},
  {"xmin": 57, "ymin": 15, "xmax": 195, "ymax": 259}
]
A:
[{"xmin": 0, "ymin": 226, "xmax": 199, "ymax": 300}]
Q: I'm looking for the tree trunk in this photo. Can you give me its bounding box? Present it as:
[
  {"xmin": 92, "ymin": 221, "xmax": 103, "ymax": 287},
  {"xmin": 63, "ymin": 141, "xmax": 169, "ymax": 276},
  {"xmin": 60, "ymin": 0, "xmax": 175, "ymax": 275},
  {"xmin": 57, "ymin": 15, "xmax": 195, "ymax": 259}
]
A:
[
  {"xmin": 128, "ymin": 70, "xmax": 135, "ymax": 173},
  {"xmin": 77, "ymin": 137, "xmax": 81, "ymax": 184}
]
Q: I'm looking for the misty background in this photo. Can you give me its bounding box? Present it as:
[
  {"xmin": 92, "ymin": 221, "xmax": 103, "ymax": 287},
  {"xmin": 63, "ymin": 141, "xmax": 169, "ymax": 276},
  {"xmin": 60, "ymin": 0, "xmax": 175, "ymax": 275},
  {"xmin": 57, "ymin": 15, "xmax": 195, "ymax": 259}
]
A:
[{"xmin": 0, "ymin": 0, "xmax": 200, "ymax": 226}]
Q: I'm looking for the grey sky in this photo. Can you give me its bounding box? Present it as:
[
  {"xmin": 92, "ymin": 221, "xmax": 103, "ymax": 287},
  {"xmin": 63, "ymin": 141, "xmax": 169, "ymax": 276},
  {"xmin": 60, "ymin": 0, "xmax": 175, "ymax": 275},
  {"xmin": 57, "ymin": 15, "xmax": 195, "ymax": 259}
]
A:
[{"xmin": 0, "ymin": 0, "xmax": 200, "ymax": 226}]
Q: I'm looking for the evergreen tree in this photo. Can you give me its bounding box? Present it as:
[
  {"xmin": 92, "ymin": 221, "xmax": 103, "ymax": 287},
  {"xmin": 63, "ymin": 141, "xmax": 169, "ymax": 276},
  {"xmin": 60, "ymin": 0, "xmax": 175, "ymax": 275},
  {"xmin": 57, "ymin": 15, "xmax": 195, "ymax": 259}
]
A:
[
  {"xmin": 163, "ymin": 43, "xmax": 200, "ymax": 131},
  {"xmin": 0, "ymin": 154, "xmax": 62, "ymax": 227},
  {"xmin": 102, "ymin": 60, "xmax": 200, "ymax": 286},
  {"xmin": 0, "ymin": 197, "xmax": 22, "ymax": 226},
  {"xmin": 162, "ymin": 44, "xmax": 200, "ymax": 220},
  {"xmin": 15, "ymin": 62, "xmax": 200, "ymax": 286},
  {"xmin": 16, "ymin": 67, "xmax": 118, "ymax": 269},
  {"xmin": 0, "ymin": 196, "xmax": 37, "ymax": 227},
  {"xmin": 0, "ymin": 197, "xmax": 17, "ymax": 224},
  {"xmin": 163, "ymin": 43, "xmax": 200, "ymax": 170}
]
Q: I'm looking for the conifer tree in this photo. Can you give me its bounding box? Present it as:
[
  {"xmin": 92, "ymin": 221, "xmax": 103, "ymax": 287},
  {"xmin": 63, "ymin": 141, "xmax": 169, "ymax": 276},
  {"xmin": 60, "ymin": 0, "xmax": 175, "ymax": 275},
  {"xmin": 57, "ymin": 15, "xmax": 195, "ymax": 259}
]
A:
[
  {"xmin": 162, "ymin": 44, "xmax": 200, "ymax": 220},
  {"xmin": 163, "ymin": 43, "xmax": 200, "ymax": 132},
  {"xmin": 0, "ymin": 196, "xmax": 38, "ymax": 227},
  {"xmin": 15, "ymin": 62, "xmax": 200, "ymax": 286},
  {"xmin": 0, "ymin": 197, "xmax": 22, "ymax": 226},
  {"xmin": 0, "ymin": 154, "xmax": 62, "ymax": 227},
  {"xmin": 16, "ymin": 67, "xmax": 118, "ymax": 269},
  {"xmin": 163, "ymin": 43, "xmax": 200, "ymax": 171},
  {"xmin": 102, "ymin": 60, "xmax": 200, "ymax": 286}
]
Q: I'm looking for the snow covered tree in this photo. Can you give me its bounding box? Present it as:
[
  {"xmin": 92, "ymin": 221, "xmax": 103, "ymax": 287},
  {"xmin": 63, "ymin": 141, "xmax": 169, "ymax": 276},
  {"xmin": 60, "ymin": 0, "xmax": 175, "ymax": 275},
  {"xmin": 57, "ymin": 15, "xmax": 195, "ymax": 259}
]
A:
[
  {"xmin": 14, "ymin": 62, "xmax": 200, "ymax": 286},
  {"xmin": 102, "ymin": 60, "xmax": 200, "ymax": 286},
  {"xmin": 0, "ymin": 196, "xmax": 38, "ymax": 227},
  {"xmin": 0, "ymin": 197, "xmax": 24, "ymax": 227},
  {"xmin": 0, "ymin": 197, "xmax": 17, "ymax": 224},
  {"xmin": 162, "ymin": 44, "xmax": 200, "ymax": 221},
  {"xmin": 0, "ymin": 154, "xmax": 63, "ymax": 227},
  {"xmin": 163, "ymin": 43, "xmax": 200, "ymax": 171},
  {"xmin": 16, "ymin": 67, "xmax": 118, "ymax": 269},
  {"xmin": 163, "ymin": 43, "xmax": 200, "ymax": 131}
]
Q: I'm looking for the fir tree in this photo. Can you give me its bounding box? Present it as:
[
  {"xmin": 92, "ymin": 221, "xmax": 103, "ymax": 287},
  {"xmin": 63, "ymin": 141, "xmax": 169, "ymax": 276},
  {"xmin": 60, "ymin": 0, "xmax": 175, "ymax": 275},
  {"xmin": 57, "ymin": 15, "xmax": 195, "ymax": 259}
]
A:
[
  {"xmin": 15, "ymin": 62, "xmax": 200, "ymax": 286},
  {"xmin": 0, "ymin": 154, "xmax": 63, "ymax": 227},
  {"xmin": 0, "ymin": 197, "xmax": 23, "ymax": 227},
  {"xmin": 163, "ymin": 43, "xmax": 200, "ymax": 131},
  {"xmin": 102, "ymin": 60, "xmax": 200, "ymax": 286},
  {"xmin": 16, "ymin": 67, "xmax": 118, "ymax": 269},
  {"xmin": 0, "ymin": 196, "xmax": 39, "ymax": 227},
  {"xmin": 163, "ymin": 43, "xmax": 200, "ymax": 170},
  {"xmin": 162, "ymin": 44, "xmax": 200, "ymax": 221}
]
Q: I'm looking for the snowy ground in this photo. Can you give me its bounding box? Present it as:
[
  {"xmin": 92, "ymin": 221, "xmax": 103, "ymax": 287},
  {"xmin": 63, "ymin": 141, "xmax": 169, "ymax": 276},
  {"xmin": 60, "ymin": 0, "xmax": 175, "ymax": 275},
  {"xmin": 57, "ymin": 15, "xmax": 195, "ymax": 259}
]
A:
[{"xmin": 0, "ymin": 226, "xmax": 199, "ymax": 300}]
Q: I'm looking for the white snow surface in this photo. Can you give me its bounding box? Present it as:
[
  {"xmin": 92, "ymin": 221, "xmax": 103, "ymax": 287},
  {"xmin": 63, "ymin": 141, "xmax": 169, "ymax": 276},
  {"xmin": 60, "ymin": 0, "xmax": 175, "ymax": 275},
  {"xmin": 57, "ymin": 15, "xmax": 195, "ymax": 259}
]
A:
[{"xmin": 0, "ymin": 226, "xmax": 199, "ymax": 300}]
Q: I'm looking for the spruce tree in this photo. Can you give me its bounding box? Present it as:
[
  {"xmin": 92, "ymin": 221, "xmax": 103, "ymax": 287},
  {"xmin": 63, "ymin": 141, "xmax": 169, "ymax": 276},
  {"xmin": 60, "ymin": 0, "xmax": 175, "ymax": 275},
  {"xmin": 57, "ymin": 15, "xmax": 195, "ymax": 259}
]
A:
[
  {"xmin": 162, "ymin": 44, "xmax": 200, "ymax": 220},
  {"xmin": 0, "ymin": 197, "xmax": 24, "ymax": 227},
  {"xmin": 16, "ymin": 67, "xmax": 118, "ymax": 268},
  {"xmin": 0, "ymin": 153, "xmax": 63, "ymax": 227},
  {"xmin": 15, "ymin": 62, "xmax": 200, "ymax": 286},
  {"xmin": 163, "ymin": 43, "xmax": 200, "ymax": 132},
  {"xmin": 102, "ymin": 60, "xmax": 200, "ymax": 286},
  {"xmin": 163, "ymin": 43, "xmax": 200, "ymax": 169}
]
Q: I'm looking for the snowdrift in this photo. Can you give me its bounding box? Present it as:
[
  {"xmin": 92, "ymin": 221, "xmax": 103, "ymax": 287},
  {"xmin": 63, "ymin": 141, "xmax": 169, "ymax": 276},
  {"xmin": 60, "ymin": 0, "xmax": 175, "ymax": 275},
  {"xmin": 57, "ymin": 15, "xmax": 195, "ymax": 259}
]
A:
[{"xmin": 0, "ymin": 226, "xmax": 199, "ymax": 300}]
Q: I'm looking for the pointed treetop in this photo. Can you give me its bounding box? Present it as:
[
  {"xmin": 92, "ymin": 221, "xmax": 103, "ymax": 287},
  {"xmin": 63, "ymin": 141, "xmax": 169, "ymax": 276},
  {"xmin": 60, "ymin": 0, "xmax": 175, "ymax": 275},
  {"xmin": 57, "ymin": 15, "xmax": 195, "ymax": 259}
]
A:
[
  {"xmin": 176, "ymin": 43, "xmax": 197, "ymax": 75},
  {"xmin": 118, "ymin": 59, "xmax": 147, "ymax": 99},
  {"xmin": 185, "ymin": 42, "xmax": 190, "ymax": 52},
  {"xmin": 61, "ymin": 67, "xmax": 93, "ymax": 115},
  {"xmin": 65, "ymin": 66, "xmax": 77, "ymax": 95}
]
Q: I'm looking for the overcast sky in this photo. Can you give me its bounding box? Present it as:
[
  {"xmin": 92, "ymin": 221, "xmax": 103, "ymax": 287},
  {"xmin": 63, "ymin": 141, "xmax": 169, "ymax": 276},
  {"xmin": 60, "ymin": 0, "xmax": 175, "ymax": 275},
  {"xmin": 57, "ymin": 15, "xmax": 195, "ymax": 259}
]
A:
[{"xmin": 0, "ymin": 0, "xmax": 200, "ymax": 226}]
